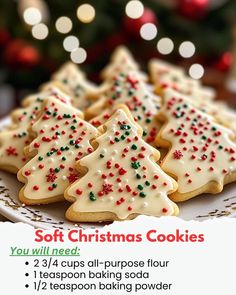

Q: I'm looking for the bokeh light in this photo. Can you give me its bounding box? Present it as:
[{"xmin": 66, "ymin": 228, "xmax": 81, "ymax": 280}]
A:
[
  {"xmin": 189, "ymin": 64, "xmax": 204, "ymax": 79},
  {"xmin": 23, "ymin": 7, "xmax": 42, "ymax": 26},
  {"xmin": 32, "ymin": 23, "xmax": 48, "ymax": 40},
  {"xmin": 157, "ymin": 38, "xmax": 174, "ymax": 55},
  {"xmin": 179, "ymin": 41, "xmax": 195, "ymax": 58},
  {"xmin": 55, "ymin": 16, "xmax": 72, "ymax": 34},
  {"xmin": 63, "ymin": 36, "xmax": 80, "ymax": 52},
  {"xmin": 125, "ymin": 1, "xmax": 144, "ymax": 19},
  {"xmin": 140, "ymin": 23, "xmax": 157, "ymax": 40},
  {"xmin": 70, "ymin": 48, "xmax": 87, "ymax": 64},
  {"xmin": 77, "ymin": 4, "xmax": 96, "ymax": 23}
]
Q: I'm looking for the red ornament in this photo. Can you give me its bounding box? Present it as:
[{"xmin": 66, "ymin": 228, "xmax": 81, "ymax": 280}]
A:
[
  {"xmin": 214, "ymin": 52, "xmax": 233, "ymax": 72},
  {"xmin": 3, "ymin": 39, "xmax": 40, "ymax": 68},
  {"xmin": 123, "ymin": 8, "xmax": 157, "ymax": 39},
  {"xmin": 17, "ymin": 45, "xmax": 40, "ymax": 67},
  {"xmin": 177, "ymin": 0, "xmax": 209, "ymax": 20},
  {"xmin": 0, "ymin": 27, "xmax": 11, "ymax": 48}
]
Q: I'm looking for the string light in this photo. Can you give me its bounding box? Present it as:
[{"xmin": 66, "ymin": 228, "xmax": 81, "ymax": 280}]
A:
[
  {"xmin": 125, "ymin": 0, "xmax": 144, "ymax": 19},
  {"xmin": 77, "ymin": 4, "xmax": 95, "ymax": 23},
  {"xmin": 189, "ymin": 64, "xmax": 204, "ymax": 79},
  {"xmin": 32, "ymin": 23, "xmax": 48, "ymax": 40},
  {"xmin": 23, "ymin": 7, "xmax": 42, "ymax": 26},
  {"xmin": 140, "ymin": 23, "xmax": 157, "ymax": 40},
  {"xmin": 55, "ymin": 16, "xmax": 72, "ymax": 34},
  {"xmin": 63, "ymin": 36, "xmax": 80, "ymax": 52},
  {"xmin": 179, "ymin": 41, "xmax": 195, "ymax": 58},
  {"xmin": 157, "ymin": 38, "xmax": 174, "ymax": 55},
  {"xmin": 70, "ymin": 47, "xmax": 87, "ymax": 64}
]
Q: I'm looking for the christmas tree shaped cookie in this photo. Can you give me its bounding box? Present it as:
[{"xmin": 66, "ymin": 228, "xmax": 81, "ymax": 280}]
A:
[
  {"xmin": 100, "ymin": 46, "xmax": 147, "ymax": 81},
  {"xmin": 18, "ymin": 97, "xmax": 99, "ymax": 205},
  {"xmin": 89, "ymin": 72, "xmax": 162, "ymax": 145},
  {"xmin": 0, "ymin": 84, "xmax": 72, "ymax": 173},
  {"xmin": 65, "ymin": 106, "xmax": 178, "ymax": 222},
  {"xmin": 166, "ymin": 88, "xmax": 236, "ymax": 135},
  {"xmin": 156, "ymin": 88, "xmax": 236, "ymax": 202},
  {"xmin": 148, "ymin": 59, "xmax": 215, "ymax": 101},
  {"xmin": 51, "ymin": 62, "xmax": 98, "ymax": 110}
]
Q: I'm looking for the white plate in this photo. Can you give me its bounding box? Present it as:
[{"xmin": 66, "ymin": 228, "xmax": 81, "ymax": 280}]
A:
[{"xmin": 0, "ymin": 117, "xmax": 235, "ymax": 229}]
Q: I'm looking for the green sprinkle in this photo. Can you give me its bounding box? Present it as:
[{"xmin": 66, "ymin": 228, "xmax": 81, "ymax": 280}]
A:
[
  {"xmin": 212, "ymin": 126, "xmax": 217, "ymax": 131},
  {"xmin": 201, "ymin": 135, "xmax": 207, "ymax": 140},
  {"xmin": 128, "ymin": 89, "xmax": 134, "ymax": 96},
  {"xmin": 62, "ymin": 156, "xmax": 66, "ymax": 161},
  {"xmin": 145, "ymin": 181, "xmax": 150, "ymax": 186},
  {"xmin": 70, "ymin": 125, "xmax": 76, "ymax": 130},
  {"xmin": 75, "ymin": 144, "xmax": 80, "ymax": 149},
  {"xmin": 131, "ymin": 162, "xmax": 140, "ymax": 169},
  {"xmin": 70, "ymin": 140, "xmax": 75, "ymax": 145},
  {"xmin": 143, "ymin": 131, "xmax": 147, "ymax": 137},
  {"xmin": 137, "ymin": 185, "xmax": 143, "ymax": 190},
  {"xmin": 52, "ymin": 184, "xmax": 57, "ymax": 188},
  {"xmin": 89, "ymin": 192, "xmax": 96, "ymax": 201},
  {"xmin": 131, "ymin": 144, "xmax": 137, "ymax": 150},
  {"xmin": 125, "ymin": 131, "xmax": 130, "ymax": 136},
  {"xmin": 136, "ymin": 174, "xmax": 141, "ymax": 179},
  {"xmin": 145, "ymin": 118, "xmax": 151, "ymax": 124},
  {"xmin": 120, "ymin": 135, "xmax": 126, "ymax": 140},
  {"xmin": 115, "ymin": 137, "xmax": 120, "ymax": 142},
  {"xmin": 100, "ymin": 154, "xmax": 104, "ymax": 158},
  {"xmin": 38, "ymin": 156, "xmax": 43, "ymax": 161},
  {"xmin": 65, "ymin": 146, "xmax": 69, "ymax": 150},
  {"xmin": 120, "ymin": 124, "xmax": 131, "ymax": 130},
  {"xmin": 63, "ymin": 114, "xmax": 71, "ymax": 119},
  {"xmin": 218, "ymin": 145, "xmax": 223, "ymax": 149},
  {"xmin": 139, "ymin": 192, "xmax": 146, "ymax": 198},
  {"xmin": 55, "ymin": 168, "xmax": 60, "ymax": 173}
]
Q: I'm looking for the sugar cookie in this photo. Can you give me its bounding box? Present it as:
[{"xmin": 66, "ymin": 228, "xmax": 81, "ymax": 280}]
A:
[
  {"xmin": 65, "ymin": 106, "xmax": 178, "ymax": 222},
  {"xmin": 156, "ymin": 88, "xmax": 236, "ymax": 201},
  {"xmin": 17, "ymin": 97, "xmax": 99, "ymax": 205},
  {"xmin": 0, "ymin": 84, "xmax": 72, "ymax": 173},
  {"xmin": 88, "ymin": 72, "xmax": 162, "ymax": 146},
  {"xmin": 50, "ymin": 62, "xmax": 98, "ymax": 110},
  {"xmin": 148, "ymin": 59, "xmax": 215, "ymax": 101},
  {"xmin": 100, "ymin": 46, "xmax": 147, "ymax": 81}
]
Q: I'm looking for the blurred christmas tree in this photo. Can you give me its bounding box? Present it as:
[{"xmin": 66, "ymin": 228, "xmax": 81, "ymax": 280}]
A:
[{"xmin": 0, "ymin": 0, "xmax": 235, "ymax": 90}]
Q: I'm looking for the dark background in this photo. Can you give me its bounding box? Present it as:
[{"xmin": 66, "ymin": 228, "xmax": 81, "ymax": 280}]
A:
[{"xmin": 0, "ymin": 0, "xmax": 236, "ymax": 116}]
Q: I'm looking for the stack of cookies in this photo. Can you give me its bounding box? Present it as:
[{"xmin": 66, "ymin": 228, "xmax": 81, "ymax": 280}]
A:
[{"xmin": 1, "ymin": 46, "xmax": 236, "ymax": 222}]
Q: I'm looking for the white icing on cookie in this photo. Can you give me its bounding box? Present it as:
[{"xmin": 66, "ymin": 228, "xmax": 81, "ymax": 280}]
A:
[
  {"xmin": 101, "ymin": 46, "xmax": 147, "ymax": 81},
  {"xmin": 18, "ymin": 96, "xmax": 99, "ymax": 202},
  {"xmin": 90, "ymin": 72, "xmax": 161, "ymax": 145},
  {"xmin": 52, "ymin": 62, "xmax": 98, "ymax": 110},
  {"xmin": 149, "ymin": 59, "xmax": 215, "ymax": 101},
  {"xmin": 66, "ymin": 108, "xmax": 177, "ymax": 219},
  {"xmin": 159, "ymin": 88, "xmax": 236, "ymax": 196},
  {"xmin": 0, "ymin": 85, "xmax": 73, "ymax": 172}
]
